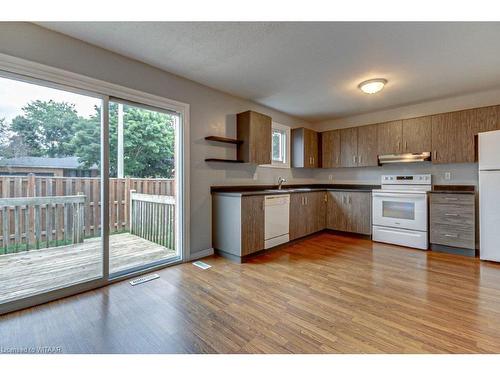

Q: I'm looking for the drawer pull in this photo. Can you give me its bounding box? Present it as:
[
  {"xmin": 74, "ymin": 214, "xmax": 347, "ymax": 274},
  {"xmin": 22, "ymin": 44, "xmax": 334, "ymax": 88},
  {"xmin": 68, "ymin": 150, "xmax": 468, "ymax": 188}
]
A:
[
  {"xmin": 444, "ymin": 197, "xmax": 458, "ymax": 201},
  {"xmin": 444, "ymin": 234, "xmax": 459, "ymax": 238},
  {"xmin": 444, "ymin": 213, "xmax": 459, "ymax": 217}
]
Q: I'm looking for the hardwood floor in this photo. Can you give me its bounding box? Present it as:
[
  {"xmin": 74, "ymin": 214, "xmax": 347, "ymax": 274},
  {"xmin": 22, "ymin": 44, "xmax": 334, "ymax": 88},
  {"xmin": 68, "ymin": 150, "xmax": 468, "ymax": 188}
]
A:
[{"xmin": 2, "ymin": 232, "xmax": 500, "ymax": 353}]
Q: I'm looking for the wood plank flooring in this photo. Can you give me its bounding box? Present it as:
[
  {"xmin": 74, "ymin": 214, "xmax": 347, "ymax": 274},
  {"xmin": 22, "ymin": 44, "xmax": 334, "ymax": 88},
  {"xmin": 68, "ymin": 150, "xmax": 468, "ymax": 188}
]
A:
[
  {"xmin": 0, "ymin": 233, "xmax": 176, "ymax": 304},
  {"xmin": 2, "ymin": 232, "xmax": 500, "ymax": 353}
]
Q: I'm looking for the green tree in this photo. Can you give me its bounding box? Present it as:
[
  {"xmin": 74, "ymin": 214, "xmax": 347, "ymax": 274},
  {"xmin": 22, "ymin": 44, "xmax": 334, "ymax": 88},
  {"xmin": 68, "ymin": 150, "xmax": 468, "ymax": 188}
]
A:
[
  {"xmin": 10, "ymin": 100, "xmax": 79, "ymax": 157},
  {"xmin": 71, "ymin": 103, "xmax": 175, "ymax": 178}
]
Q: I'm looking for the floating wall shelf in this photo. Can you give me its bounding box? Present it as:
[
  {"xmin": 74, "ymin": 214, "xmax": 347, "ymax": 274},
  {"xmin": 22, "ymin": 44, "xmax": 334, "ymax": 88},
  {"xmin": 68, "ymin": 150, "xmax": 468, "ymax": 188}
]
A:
[
  {"xmin": 205, "ymin": 136, "xmax": 243, "ymax": 145},
  {"xmin": 204, "ymin": 158, "xmax": 244, "ymax": 163}
]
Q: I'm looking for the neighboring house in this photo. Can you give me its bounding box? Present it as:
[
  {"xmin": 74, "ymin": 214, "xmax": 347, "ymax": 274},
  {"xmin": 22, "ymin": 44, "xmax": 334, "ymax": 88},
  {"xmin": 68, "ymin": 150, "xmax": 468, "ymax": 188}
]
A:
[{"xmin": 0, "ymin": 156, "xmax": 99, "ymax": 177}]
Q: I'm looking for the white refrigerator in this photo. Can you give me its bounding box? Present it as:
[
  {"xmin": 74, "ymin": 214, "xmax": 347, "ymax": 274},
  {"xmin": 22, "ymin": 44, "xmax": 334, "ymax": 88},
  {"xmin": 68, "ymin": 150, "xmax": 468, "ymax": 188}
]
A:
[{"xmin": 479, "ymin": 130, "xmax": 500, "ymax": 262}]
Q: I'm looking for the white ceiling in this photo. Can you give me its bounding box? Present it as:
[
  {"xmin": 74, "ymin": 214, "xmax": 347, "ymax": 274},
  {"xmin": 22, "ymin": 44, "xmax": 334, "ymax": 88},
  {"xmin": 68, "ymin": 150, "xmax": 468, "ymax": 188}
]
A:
[{"xmin": 37, "ymin": 22, "xmax": 500, "ymax": 122}]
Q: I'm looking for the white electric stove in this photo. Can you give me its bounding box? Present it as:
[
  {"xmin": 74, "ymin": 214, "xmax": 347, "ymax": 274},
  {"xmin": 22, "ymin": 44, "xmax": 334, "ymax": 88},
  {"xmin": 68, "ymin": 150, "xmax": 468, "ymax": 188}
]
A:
[{"xmin": 372, "ymin": 174, "xmax": 432, "ymax": 250}]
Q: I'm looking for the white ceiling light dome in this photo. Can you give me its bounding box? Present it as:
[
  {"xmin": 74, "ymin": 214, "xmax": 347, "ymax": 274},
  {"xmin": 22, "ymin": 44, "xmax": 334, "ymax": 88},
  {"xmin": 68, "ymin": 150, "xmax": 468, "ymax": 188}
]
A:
[{"xmin": 358, "ymin": 78, "xmax": 388, "ymax": 94}]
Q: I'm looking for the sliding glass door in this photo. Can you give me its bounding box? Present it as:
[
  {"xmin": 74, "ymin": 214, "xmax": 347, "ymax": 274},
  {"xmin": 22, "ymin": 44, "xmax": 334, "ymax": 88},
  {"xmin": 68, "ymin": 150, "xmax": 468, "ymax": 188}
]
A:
[
  {"xmin": 0, "ymin": 70, "xmax": 185, "ymax": 313},
  {"xmin": 0, "ymin": 74, "xmax": 104, "ymax": 305},
  {"xmin": 107, "ymin": 99, "xmax": 180, "ymax": 277}
]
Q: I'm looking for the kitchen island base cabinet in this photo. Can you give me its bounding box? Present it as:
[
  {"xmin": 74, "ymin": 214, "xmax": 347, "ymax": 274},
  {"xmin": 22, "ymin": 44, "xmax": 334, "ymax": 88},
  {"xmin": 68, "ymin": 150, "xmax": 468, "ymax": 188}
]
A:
[
  {"xmin": 326, "ymin": 191, "xmax": 372, "ymax": 235},
  {"xmin": 212, "ymin": 195, "xmax": 265, "ymax": 258}
]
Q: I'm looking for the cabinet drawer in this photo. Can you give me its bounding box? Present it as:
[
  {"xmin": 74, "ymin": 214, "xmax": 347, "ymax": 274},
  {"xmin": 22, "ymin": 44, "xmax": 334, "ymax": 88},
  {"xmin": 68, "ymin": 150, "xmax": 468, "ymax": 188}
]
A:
[
  {"xmin": 430, "ymin": 204, "xmax": 474, "ymax": 226},
  {"xmin": 430, "ymin": 193, "xmax": 474, "ymax": 206},
  {"xmin": 430, "ymin": 223, "xmax": 474, "ymax": 249}
]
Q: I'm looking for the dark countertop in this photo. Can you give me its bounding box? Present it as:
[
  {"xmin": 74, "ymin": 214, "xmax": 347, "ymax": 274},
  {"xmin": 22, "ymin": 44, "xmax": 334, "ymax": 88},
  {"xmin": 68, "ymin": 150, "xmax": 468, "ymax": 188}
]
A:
[
  {"xmin": 211, "ymin": 184, "xmax": 379, "ymax": 197},
  {"xmin": 430, "ymin": 185, "xmax": 476, "ymax": 194}
]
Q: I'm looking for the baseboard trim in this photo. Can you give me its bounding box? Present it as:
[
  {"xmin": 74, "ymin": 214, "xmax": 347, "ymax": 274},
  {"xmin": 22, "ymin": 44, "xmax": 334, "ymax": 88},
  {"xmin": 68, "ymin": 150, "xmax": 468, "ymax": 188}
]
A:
[{"xmin": 189, "ymin": 248, "xmax": 214, "ymax": 261}]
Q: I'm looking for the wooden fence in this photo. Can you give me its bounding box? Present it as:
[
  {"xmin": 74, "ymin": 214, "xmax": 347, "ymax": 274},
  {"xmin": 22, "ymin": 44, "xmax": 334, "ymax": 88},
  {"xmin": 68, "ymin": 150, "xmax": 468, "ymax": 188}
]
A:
[
  {"xmin": 130, "ymin": 191, "xmax": 176, "ymax": 250},
  {"xmin": 0, "ymin": 175, "xmax": 175, "ymax": 253},
  {"xmin": 0, "ymin": 195, "xmax": 85, "ymax": 253}
]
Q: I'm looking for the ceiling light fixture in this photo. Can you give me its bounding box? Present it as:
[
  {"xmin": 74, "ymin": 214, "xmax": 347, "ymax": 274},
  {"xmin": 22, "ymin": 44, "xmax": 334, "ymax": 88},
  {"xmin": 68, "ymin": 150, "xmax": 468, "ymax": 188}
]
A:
[{"xmin": 358, "ymin": 78, "xmax": 387, "ymax": 94}]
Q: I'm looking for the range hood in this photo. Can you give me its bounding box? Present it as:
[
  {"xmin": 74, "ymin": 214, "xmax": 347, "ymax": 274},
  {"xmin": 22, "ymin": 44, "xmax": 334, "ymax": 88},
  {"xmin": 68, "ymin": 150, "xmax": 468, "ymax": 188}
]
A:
[{"xmin": 378, "ymin": 152, "xmax": 431, "ymax": 164}]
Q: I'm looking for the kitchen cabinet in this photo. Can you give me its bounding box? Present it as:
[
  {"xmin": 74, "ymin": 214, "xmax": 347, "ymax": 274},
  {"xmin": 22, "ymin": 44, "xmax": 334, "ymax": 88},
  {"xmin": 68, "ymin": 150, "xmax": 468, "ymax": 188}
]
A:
[
  {"xmin": 237, "ymin": 110, "xmax": 272, "ymax": 165},
  {"xmin": 292, "ymin": 128, "xmax": 319, "ymax": 168},
  {"xmin": 402, "ymin": 116, "xmax": 432, "ymax": 153},
  {"xmin": 321, "ymin": 130, "xmax": 341, "ymax": 168},
  {"xmin": 326, "ymin": 191, "xmax": 371, "ymax": 235},
  {"xmin": 475, "ymin": 105, "xmax": 499, "ymax": 134},
  {"xmin": 377, "ymin": 120, "xmax": 403, "ymax": 155},
  {"xmin": 357, "ymin": 124, "xmax": 378, "ymax": 167},
  {"xmin": 289, "ymin": 191, "xmax": 326, "ymax": 240},
  {"xmin": 240, "ymin": 195, "xmax": 265, "ymax": 255},
  {"xmin": 212, "ymin": 194, "xmax": 265, "ymax": 258},
  {"xmin": 340, "ymin": 127, "xmax": 358, "ymax": 167},
  {"xmin": 431, "ymin": 109, "xmax": 476, "ymax": 164},
  {"xmin": 329, "ymin": 125, "xmax": 377, "ymax": 168},
  {"xmin": 430, "ymin": 193, "xmax": 475, "ymax": 254}
]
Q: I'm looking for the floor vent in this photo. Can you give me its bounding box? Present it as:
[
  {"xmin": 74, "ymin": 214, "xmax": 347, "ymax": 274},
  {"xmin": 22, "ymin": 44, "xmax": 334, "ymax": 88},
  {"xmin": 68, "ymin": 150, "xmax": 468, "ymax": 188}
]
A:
[
  {"xmin": 193, "ymin": 261, "xmax": 212, "ymax": 270},
  {"xmin": 129, "ymin": 273, "xmax": 160, "ymax": 286}
]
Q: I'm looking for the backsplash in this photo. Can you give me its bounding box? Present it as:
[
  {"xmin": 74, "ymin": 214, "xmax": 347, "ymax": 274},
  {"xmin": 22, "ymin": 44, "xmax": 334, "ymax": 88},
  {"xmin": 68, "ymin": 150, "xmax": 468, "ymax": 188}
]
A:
[{"xmin": 313, "ymin": 162, "xmax": 478, "ymax": 186}]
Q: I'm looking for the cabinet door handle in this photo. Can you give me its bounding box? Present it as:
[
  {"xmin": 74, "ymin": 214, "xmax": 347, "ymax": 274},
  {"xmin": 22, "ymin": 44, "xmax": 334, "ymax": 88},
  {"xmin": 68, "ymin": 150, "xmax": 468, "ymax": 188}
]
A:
[
  {"xmin": 359, "ymin": 155, "xmax": 362, "ymax": 164},
  {"xmin": 349, "ymin": 195, "xmax": 352, "ymax": 204},
  {"xmin": 397, "ymin": 141, "xmax": 400, "ymax": 151},
  {"xmin": 434, "ymin": 150, "xmax": 438, "ymax": 161},
  {"xmin": 353, "ymin": 155, "xmax": 356, "ymax": 164},
  {"xmin": 405, "ymin": 140, "xmax": 408, "ymax": 150},
  {"xmin": 324, "ymin": 194, "xmax": 328, "ymax": 203}
]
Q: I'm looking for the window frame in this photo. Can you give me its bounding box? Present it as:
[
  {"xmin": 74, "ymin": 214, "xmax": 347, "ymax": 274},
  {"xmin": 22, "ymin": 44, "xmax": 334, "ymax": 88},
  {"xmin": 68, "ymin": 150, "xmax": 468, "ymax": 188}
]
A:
[{"xmin": 263, "ymin": 122, "xmax": 291, "ymax": 169}]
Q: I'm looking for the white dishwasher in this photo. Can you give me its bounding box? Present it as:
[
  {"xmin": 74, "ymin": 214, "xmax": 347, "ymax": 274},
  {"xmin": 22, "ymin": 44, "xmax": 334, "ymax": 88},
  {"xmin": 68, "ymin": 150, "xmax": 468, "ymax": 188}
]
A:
[{"xmin": 264, "ymin": 194, "xmax": 290, "ymax": 249}]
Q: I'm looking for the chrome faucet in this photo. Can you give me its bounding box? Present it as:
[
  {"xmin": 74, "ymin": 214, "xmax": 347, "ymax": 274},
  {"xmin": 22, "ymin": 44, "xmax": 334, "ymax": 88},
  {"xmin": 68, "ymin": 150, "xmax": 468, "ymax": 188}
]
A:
[{"xmin": 277, "ymin": 177, "xmax": 287, "ymax": 190}]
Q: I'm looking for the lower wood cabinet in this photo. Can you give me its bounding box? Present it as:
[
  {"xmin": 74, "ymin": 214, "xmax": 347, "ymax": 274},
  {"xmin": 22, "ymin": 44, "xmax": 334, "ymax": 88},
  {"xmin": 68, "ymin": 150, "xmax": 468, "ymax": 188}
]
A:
[
  {"xmin": 289, "ymin": 191, "xmax": 326, "ymax": 240},
  {"xmin": 212, "ymin": 194, "xmax": 265, "ymax": 257},
  {"xmin": 326, "ymin": 191, "xmax": 371, "ymax": 235},
  {"xmin": 430, "ymin": 193, "xmax": 475, "ymax": 252},
  {"xmin": 240, "ymin": 195, "xmax": 265, "ymax": 255}
]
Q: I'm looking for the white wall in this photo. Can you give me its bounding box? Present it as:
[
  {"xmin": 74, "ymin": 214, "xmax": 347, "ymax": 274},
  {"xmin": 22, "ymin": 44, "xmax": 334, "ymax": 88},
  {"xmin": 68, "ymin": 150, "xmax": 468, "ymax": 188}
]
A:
[{"xmin": 0, "ymin": 22, "xmax": 314, "ymax": 257}]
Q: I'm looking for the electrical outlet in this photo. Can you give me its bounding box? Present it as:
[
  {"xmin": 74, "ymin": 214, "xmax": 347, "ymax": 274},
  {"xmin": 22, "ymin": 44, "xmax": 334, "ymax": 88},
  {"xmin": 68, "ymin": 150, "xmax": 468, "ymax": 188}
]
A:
[
  {"xmin": 328, "ymin": 174, "xmax": 334, "ymax": 181},
  {"xmin": 444, "ymin": 172, "xmax": 451, "ymax": 180},
  {"xmin": 253, "ymin": 171, "xmax": 258, "ymax": 180}
]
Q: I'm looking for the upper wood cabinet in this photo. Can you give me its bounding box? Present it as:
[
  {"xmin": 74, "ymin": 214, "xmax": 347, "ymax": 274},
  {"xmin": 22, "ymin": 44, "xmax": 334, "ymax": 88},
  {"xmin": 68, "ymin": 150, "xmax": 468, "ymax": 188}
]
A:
[
  {"xmin": 377, "ymin": 120, "xmax": 403, "ymax": 155},
  {"xmin": 357, "ymin": 124, "xmax": 378, "ymax": 167},
  {"xmin": 326, "ymin": 125, "xmax": 377, "ymax": 168},
  {"xmin": 475, "ymin": 105, "xmax": 499, "ymax": 134},
  {"xmin": 340, "ymin": 127, "xmax": 358, "ymax": 167},
  {"xmin": 431, "ymin": 109, "xmax": 476, "ymax": 164},
  {"xmin": 321, "ymin": 130, "xmax": 341, "ymax": 168},
  {"xmin": 237, "ymin": 111, "xmax": 272, "ymax": 165},
  {"xmin": 402, "ymin": 116, "xmax": 432, "ymax": 153},
  {"xmin": 292, "ymin": 127, "xmax": 319, "ymax": 168}
]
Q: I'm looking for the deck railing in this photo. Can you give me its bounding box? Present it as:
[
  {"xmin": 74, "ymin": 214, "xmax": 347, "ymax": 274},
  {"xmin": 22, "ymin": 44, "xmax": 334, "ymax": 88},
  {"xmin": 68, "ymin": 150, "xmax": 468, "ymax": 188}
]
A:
[
  {"xmin": 0, "ymin": 175, "xmax": 175, "ymax": 239},
  {"xmin": 130, "ymin": 191, "xmax": 175, "ymax": 250},
  {"xmin": 0, "ymin": 194, "xmax": 85, "ymax": 253}
]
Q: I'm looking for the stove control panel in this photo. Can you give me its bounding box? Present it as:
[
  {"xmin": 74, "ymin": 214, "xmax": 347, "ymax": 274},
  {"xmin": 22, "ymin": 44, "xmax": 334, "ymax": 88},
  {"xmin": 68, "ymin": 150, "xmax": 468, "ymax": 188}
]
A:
[{"xmin": 381, "ymin": 174, "xmax": 431, "ymax": 185}]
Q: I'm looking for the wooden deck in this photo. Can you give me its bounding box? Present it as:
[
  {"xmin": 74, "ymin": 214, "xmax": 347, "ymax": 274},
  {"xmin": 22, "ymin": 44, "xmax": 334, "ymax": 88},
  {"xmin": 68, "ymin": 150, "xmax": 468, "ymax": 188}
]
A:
[{"xmin": 0, "ymin": 233, "xmax": 176, "ymax": 304}]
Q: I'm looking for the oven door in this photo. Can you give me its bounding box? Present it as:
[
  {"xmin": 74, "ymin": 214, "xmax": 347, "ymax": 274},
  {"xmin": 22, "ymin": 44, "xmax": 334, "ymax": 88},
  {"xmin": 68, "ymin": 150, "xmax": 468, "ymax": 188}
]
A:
[{"xmin": 372, "ymin": 192, "xmax": 427, "ymax": 231}]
